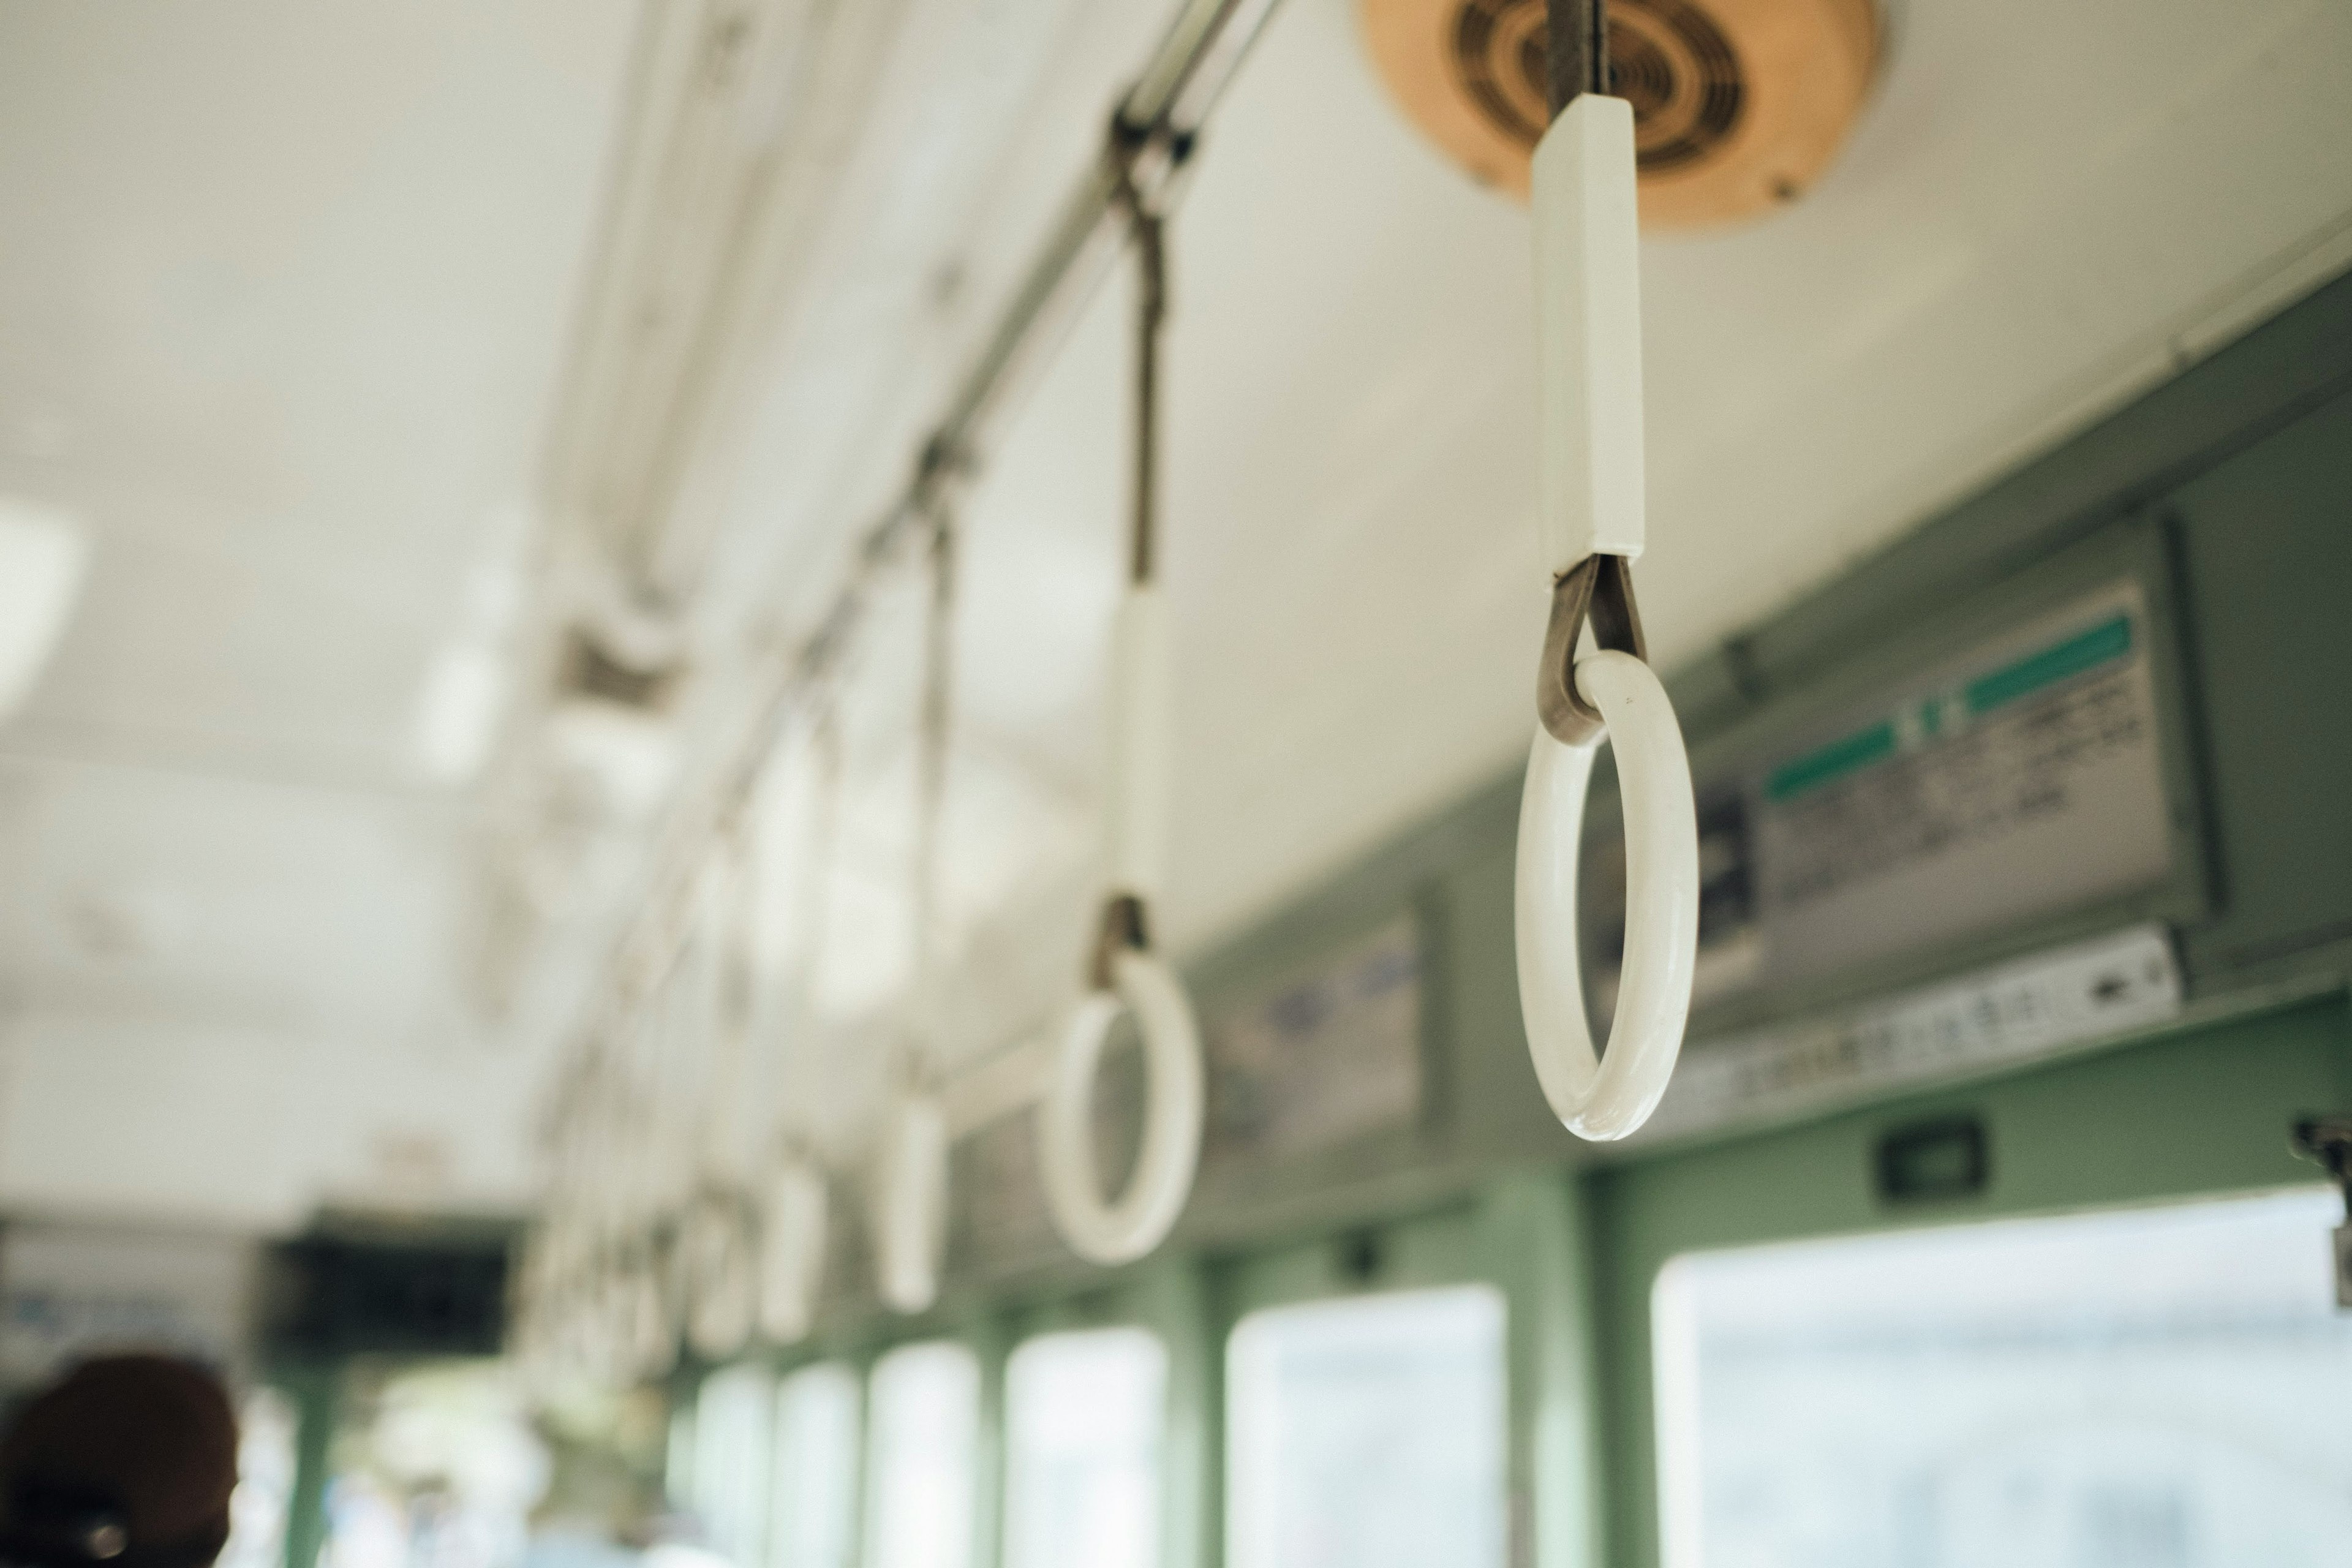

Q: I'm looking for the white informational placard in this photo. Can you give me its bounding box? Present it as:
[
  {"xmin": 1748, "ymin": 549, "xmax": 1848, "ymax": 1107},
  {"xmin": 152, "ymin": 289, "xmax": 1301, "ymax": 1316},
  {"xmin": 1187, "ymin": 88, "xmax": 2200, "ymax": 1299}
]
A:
[
  {"xmin": 1584, "ymin": 578, "xmax": 2178, "ymax": 1012},
  {"xmin": 0, "ymin": 1223, "xmax": 257, "ymax": 1394},
  {"xmin": 1636, "ymin": 924, "xmax": 2183, "ymax": 1143},
  {"xmin": 1755, "ymin": 581, "xmax": 2173, "ymax": 984}
]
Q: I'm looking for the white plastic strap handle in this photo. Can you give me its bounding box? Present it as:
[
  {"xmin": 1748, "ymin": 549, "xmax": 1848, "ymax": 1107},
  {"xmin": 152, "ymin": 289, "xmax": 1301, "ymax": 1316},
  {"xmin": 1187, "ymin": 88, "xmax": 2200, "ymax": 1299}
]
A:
[
  {"xmin": 682, "ymin": 1197, "xmax": 756, "ymax": 1360},
  {"xmin": 1104, "ymin": 586, "xmax": 1172, "ymax": 895},
  {"xmin": 1037, "ymin": 586, "xmax": 1205, "ymax": 1264},
  {"xmin": 758, "ymin": 1156, "xmax": 829, "ymax": 1343},
  {"xmin": 1536, "ymin": 94, "xmax": 1645, "ymax": 576},
  {"xmin": 1516, "ymin": 650, "xmax": 1699, "ymax": 1139},
  {"xmin": 873, "ymin": 1091, "xmax": 948, "ymax": 1314},
  {"xmin": 1038, "ymin": 946, "xmax": 1205, "ymax": 1264}
]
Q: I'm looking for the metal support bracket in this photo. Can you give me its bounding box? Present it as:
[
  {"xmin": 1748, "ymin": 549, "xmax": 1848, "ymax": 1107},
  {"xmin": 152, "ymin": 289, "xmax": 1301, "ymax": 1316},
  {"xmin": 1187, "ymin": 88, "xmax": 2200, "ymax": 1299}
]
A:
[
  {"xmin": 2292, "ymin": 1114, "xmax": 2352, "ymax": 1309},
  {"xmin": 1090, "ymin": 892, "xmax": 1151, "ymax": 992},
  {"xmin": 1538, "ymin": 552, "xmax": 1647, "ymax": 745}
]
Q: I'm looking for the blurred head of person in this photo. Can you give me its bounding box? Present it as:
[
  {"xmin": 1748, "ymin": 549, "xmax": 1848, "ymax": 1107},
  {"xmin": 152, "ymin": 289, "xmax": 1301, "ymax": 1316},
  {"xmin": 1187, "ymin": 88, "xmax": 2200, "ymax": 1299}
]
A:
[{"xmin": 0, "ymin": 1355, "xmax": 239, "ymax": 1568}]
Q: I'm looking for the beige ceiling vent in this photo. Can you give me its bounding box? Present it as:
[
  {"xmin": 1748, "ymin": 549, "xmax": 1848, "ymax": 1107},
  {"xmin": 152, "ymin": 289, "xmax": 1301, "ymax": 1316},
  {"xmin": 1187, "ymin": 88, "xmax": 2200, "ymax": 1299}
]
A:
[{"xmin": 1362, "ymin": 0, "xmax": 1880, "ymax": 228}]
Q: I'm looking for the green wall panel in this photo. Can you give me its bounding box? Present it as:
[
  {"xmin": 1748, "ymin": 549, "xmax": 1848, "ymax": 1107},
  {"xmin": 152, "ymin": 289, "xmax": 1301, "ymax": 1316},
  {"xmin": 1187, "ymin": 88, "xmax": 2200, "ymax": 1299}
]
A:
[{"xmin": 2173, "ymin": 394, "xmax": 2352, "ymax": 979}]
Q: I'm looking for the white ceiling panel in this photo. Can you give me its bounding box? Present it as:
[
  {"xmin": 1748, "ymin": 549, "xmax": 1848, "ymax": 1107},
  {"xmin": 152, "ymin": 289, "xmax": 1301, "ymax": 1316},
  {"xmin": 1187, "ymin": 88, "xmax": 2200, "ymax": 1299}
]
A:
[{"xmin": 0, "ymin": 0, "xmax": 638, "ymax": 1226}]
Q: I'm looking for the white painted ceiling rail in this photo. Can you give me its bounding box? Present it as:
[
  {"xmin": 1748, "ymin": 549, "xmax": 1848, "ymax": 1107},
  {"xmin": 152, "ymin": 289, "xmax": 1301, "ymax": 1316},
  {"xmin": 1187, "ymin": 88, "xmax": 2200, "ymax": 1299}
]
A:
[{"xmin": 1517, "ymin": 1, "xmax": 1699, "ymax": 1141}]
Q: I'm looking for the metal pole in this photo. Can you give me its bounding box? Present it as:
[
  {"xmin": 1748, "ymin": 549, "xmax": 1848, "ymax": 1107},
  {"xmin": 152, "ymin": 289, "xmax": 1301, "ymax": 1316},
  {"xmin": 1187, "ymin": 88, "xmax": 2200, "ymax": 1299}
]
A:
[{"xmin": 1548, "ymin": 0, "xmax": 1610, "ymax": 118}]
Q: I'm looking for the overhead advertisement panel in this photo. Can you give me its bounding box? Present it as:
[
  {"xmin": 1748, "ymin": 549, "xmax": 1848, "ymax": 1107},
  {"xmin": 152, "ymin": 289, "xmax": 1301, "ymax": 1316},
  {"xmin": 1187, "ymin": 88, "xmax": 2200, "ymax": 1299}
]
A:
[
  {"xmin": 1753, "ymin": 578, "xmax": 2172, "ymax": 984},
  {"xmin": 1586, "ymin": 576, "xmax": 2179, "ymax": 1013}
]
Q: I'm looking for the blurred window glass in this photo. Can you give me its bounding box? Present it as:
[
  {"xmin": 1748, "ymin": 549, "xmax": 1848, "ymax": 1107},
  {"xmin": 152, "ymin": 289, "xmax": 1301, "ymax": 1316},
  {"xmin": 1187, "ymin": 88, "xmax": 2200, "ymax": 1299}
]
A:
[
  {"xmin": 771, "ymin": 1363, "xmax": 861, "ymax": 1568},
  {"xmin": 1226, "ymin": 1286, "xmax": 1507, "ymax": 1568},
  {"xmin": 1003, "ymin": 1327, "xmax": 1166, "ymax": 1568},
  {"xmin": 692, "ymin": 1364, "xmax": 774, "ymax": 1566},
  {"xmin": 1653, "ymin": 1187, "xmax": 2352, "ymax": 1568},
  {"xmin": 217, "ymin": 1387, "xmax": 296, "ymax": 1568},
  {"xmin": 865, "ymin": 1343, "xmax": 979, "ymax": 1568},
  {"xmin": 318, "ymin": 1362, "xmax": 548, "ymax": 1568}
]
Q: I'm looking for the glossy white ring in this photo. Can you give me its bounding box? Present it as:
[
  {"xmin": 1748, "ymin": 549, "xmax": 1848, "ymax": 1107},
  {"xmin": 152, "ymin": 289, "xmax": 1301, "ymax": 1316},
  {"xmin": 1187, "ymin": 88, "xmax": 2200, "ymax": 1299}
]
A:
[
  {"xmin": 682, "ymin": 1199, "xmax": 756, "ymax": 1360},
  {"xmin": 1515, "ymin": 649, "xmax": 1698, "ymax": 1140},
  {"xmin": 1038, "ymin": 948, "xmax": 1204, "ymax": 1265},
  {"xmin": 758, "ymin": 1158, "xmax": 829, "ymax": 1344},
  {"xmin": 873, "ymin": 1093, "xmax": 948, "ymax": 1314}
]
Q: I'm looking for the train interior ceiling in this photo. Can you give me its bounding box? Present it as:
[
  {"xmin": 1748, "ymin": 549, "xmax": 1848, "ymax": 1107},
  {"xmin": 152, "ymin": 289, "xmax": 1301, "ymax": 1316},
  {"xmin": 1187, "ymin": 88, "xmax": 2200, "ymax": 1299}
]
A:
[{"xmin": 0, "ymin": 0, "xmax": 2349, "ymax": 1566}]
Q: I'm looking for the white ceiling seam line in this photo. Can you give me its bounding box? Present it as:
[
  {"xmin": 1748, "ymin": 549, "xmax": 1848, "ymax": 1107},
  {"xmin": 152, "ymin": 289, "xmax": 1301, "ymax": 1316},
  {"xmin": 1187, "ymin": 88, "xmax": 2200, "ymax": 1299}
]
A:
[{"xmin": 540, "ymin": 0, "xmax": 1288, "ymax": 1121}]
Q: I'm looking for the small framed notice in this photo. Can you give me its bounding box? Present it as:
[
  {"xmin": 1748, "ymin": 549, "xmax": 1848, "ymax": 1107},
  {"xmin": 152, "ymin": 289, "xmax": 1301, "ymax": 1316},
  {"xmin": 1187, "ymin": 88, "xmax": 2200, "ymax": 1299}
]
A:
[{"xmin": 1204, "ymin": 915, "xmax": 1424, "ymax": 1166}]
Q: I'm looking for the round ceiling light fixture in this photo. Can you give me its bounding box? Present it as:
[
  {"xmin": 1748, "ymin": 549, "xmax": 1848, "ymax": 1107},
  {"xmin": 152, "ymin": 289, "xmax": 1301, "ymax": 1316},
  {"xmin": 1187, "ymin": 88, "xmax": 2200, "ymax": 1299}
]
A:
[{"xmin": 1360, "ymin": 0, "xmax": 1881, "ymax": 228}]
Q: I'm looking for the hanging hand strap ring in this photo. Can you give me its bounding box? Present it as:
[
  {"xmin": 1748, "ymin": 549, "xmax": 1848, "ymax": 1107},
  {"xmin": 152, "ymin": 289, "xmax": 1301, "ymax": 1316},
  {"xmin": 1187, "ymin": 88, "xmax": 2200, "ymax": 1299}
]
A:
[
  {"xmin": 1516, "ymin": 0, "xmax": 1699, "ymax": 1141},
  {"xmin": 761, "ymin": 702, "xmax": 841, "ymax": 1341},
  {"xmin": 1038, "ymin": 142, "xmax": 1205, "ymax": 1266},
  {"xmin": 877, "ymin": 514, "xmax": 957, "ymax": 1315}
]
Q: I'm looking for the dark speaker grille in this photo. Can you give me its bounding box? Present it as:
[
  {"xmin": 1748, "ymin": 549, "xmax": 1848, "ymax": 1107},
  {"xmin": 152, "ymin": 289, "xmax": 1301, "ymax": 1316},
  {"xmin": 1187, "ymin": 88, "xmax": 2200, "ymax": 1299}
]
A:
[{"xmin": 1448, "ymin": 0, "xmax": 1746, "ymax": 173}]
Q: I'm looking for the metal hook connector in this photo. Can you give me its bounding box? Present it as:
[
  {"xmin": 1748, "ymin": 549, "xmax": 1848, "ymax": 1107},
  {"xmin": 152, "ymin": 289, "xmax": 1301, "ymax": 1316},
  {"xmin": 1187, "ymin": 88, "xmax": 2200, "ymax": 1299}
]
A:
[
  {"xmin": 2294, "ymin": 1115, "xmax": 2352, "ymax": 1192},
  {"xmin": 2292, "ymin": 1115, "xmax": 2352, "ymax": 1309},
  {"xmin": 1537, "ymin": 552, "xmax": 1647, "ymax": 745},
  {"xmin": 1089, "ymin": 891, "xmax": 1151, "ymax": 992}
]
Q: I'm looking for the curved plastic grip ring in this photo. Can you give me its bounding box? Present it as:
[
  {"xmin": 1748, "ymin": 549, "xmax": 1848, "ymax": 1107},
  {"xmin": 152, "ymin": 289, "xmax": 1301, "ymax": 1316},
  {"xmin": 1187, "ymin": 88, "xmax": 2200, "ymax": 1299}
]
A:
[
  {"xmin": 1515, "ymin": 649, "xmax": 1699, "ymax": 1140},
  {"xmin": 758, "ymin": 1157, "xmax": 829, "ymax": 1344},
  {"xmin": 1038, "ymin": 948, "xmax": 1204, "ymax": 1264},
  {"xmin": 873, "ymin": 1092, "xmax": 948, "ymax": 1314}
]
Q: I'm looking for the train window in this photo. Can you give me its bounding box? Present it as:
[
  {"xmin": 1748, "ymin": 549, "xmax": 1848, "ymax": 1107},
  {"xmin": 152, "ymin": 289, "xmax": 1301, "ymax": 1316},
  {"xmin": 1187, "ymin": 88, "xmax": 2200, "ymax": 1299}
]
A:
[
  {"xmin": 1226, "ymin": 1286, "xmax": 1507, "ymax": 1568},
  {"xmin": 1653, "ymin": 1188, "xmax": 2352, "ymax": 1567},
  {"xmin": 693, "ymin": 1364, "xmax": 775, "ymax": 1566},
  {"xmin": 772, "ymin": 1362, "xmax": 860, "ymax": 1568},
  {"xmin": 218, "ymin": 1387, "xmax": 296, "ymax": 1568},
  {"xmin": 864, "ymin": 1342, "xmax": 980, "ymax": 1568},
  {"xmin": 669, "ymin": 1402, "xmax": 698, "ymax": 1510},
  {"xmin": 1003, "ymin": 1327, "xmax": 1167, "ymax": 1568}
]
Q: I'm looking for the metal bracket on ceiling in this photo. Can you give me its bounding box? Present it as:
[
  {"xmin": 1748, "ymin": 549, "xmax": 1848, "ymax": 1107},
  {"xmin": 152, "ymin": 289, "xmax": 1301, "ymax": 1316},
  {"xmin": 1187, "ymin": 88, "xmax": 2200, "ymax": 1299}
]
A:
[
  {"xmin": 2292, "ymin": 1114, "xmax": 2352, "ymax": 1309},
  {"xmin": 1539, "ymin": 551, "xmax": 1649, "ymax": 746}
]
